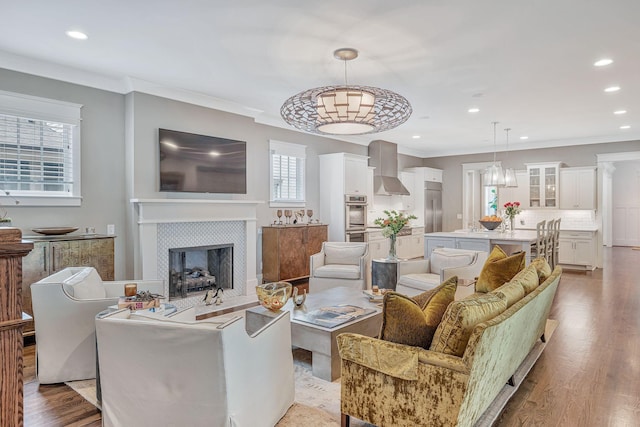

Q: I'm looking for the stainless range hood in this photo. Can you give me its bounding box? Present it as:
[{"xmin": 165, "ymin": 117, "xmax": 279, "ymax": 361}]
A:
[{"xmin": 368, "ymin": 140, "xmax": 410, "ymax": 196}]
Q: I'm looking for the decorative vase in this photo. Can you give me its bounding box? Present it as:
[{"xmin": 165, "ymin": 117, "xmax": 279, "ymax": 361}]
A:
[
  {"xmin": 510, "ymin": 217, "xmax": 516, "ymax": 232},
  {"xmin": 387, "ymin": 234, "xmax": 397, "ymax": 261}
]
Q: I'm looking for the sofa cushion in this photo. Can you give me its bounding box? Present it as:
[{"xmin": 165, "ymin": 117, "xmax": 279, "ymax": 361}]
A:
[
  {"xmin": 379, "ymin": 276, "xmax": 457, "ymax": 349},
  {"xmin": 62, "ymin": 267, "xmax": 106, "ymax": 299},
  {"xmin": 430, "ymin": 292, "xmax": 507, "ymax": 356},
  {"xmin": 491, "ymin": 281, "xmax": 525, "ymax": 308},
  {"xmin": 530, "ymin": 257, "xmax": 552, "ymax": 283},
  {"xmin": 323, "ymin": 243, "xmax": 365, "ymax": 265},
  {"xmin": 429, "ymin": 249, "xmax": 475, "ymax": 275},
  {"xmin": 396, "ymin": 272, "xmax": 441, "ymax": 291},
  {"xmin": 509, "ymin": 263, "xmax": 540, "ymax": 294},
  {"xmin": 475, "ymin": 246, "xmax": 525, "ymax": 292},
  {"xmin": 313, "ymin": 264, "xmax": 361, "ymax": 280}
]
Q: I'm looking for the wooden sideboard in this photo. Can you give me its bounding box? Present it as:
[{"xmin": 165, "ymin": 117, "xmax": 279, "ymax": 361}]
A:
[
  {"xmin": 262, "ymin": 224, "xmax": 327, "ymax": 283},
  {"xmin": 21, "ymin": 234, "xmax": 115, "ymax": 336}
]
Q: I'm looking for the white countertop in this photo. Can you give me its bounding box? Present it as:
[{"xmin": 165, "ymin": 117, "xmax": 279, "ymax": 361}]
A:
[{"xmin": 426, "ymin": 230, "xmax": 539, "ymax": 242}]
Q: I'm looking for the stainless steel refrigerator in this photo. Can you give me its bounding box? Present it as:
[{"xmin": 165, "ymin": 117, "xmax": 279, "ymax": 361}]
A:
[{"xmin": 424, "ymin": 181, "xmax": 442, "ymax": 233}]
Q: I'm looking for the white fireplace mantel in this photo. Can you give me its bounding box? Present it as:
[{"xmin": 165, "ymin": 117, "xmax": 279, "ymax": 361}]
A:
[{"xmin": 130, "ymin": 199, "xmax": 264, "ymax": 306}]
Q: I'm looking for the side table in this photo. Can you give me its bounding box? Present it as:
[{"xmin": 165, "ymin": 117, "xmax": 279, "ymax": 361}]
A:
[{"xmin": 371, "ymin": 258, "xmax": 400, "ymax": 291}]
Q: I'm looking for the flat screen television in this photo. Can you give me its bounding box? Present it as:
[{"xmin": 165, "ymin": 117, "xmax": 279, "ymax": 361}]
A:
[{"xmin": 159, "ymin": 128, "xmax": 247, "ymax": 194}]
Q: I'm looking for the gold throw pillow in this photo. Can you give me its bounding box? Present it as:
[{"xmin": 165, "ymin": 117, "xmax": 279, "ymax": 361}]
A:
[
  {"xmin": 475, "ymin": 246, "xmax": 526, "ymax": 292},
  {"xmin": 530, "ymin": 257, "xmax": 553, "ymax": 283},
  {"xmin": 379, "ymin": 276, "xmax": 457, "ymax": 349},
  {"xmin": 430, "ymin": 292, "xmax": 508, "ymax": 357}
]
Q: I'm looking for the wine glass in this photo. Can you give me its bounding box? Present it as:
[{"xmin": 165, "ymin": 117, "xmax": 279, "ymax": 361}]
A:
[
  {"xmin": 284, "ymin": 210, "xmax": 292, "ymax": 224},
  {"xmin": 276, "ymin": 210, "xmax": 283, "ymax": 225},
  {"xmin": 306, "ymin": 209, "xmax": 313, "ymax": 224}
]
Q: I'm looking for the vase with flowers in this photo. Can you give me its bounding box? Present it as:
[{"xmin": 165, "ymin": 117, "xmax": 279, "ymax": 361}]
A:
[
  {"xmin": 374, "ymin": 210, "xmax": 417, "ymax": 261},
  {"xmin": 504, "ymin": 201, "xmax": 521, "ymax": 231}
]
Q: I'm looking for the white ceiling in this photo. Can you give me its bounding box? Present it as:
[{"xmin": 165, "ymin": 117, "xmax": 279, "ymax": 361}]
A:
[{"xmin": 1, "ymin": 0, "xmax": 639, "ymax": 157}]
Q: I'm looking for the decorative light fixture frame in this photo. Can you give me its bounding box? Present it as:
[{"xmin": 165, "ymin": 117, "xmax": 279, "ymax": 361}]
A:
[{"xmin": 280, "ymin": 48, "xmax": 412, "ymax": 135}]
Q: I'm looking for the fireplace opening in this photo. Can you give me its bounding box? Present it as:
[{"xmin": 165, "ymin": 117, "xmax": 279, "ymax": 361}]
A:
[{"xmin": 168, "ymin": 244, "xmax": 233, "ymax": 301}]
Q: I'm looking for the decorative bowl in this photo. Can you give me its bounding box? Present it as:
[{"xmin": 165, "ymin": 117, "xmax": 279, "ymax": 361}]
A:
[
  {"xmin": 479, "ymin": 220, "xmax": 502, "ymax": 231},
  {"xmin": 32, "ymin": 227, "xmax": 79, "ymax": 235},
  {"xmin": 256, "ymin": 281, "xmax": 293, "ymax": 311}
]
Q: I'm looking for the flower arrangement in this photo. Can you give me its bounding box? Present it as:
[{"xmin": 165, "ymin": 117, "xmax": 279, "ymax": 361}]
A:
[
  {"xmin": 504, "ymin": 201, "xmax": 522, "ymax": 219},
  {"xmin": 374, "ymin": 210, "xmax": 417, "ymax": 238}
]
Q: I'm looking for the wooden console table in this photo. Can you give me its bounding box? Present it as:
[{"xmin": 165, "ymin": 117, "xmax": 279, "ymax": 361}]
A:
[{"xmin": 0, "ymin": 227, "xmax": 33, "ymax": 427}]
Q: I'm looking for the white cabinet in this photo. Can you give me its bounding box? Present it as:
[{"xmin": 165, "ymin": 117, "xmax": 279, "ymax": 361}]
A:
[
  {"xmin": 319, "ymin": 153, "xmax": 369, "ymax": 241},
  {"xmin": 526, "ymin": 162, "xmax": 561, "ymax": 208},
  {"xmin": 397, "ymin": 227, "xmax": 424, "ymax": 259},
  {"xmin": 344, "ymin": 155, "xmax": 368, "ymax": 195},
  {"xmin": 559, "ymin": 167, "xmax": 596, "ymax": 209},
  {"xmin": 558, "ymin": 231, "xmax": 596, "ymax": 270},
  {"xmin": 424, "ymin": 167, "xmax": 443, "ymax": 183},
  {"xmin": 498, "ymin": 170, "xmax": 529, "ymax": 208},
  {"xmin": 400, "ymin": 171, "xmax": 416, "ymax": 212},
  {"xmin": 366, "ymin": 166, "xmax": 375, "ymax": 211}
]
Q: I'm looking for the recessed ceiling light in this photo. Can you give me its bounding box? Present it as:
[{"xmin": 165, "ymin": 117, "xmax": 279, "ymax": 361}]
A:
[
  {"xmin": 620, "ymin": 125, "xmax": 631, "ymax": 129},
  {"xmin": 594, "ymin": 58, "xmax": 613, "ymax": 67},
  {"xmin": 604, "ymin": 86, "xmax": 621, "ymax": 92},
  {"xmin": 412, "ymin": 135, "xmax": 421, "ymax": 139},
  {"xmin": 66, "ymin": 30, "xmax": 88, "ymax": 40},
  {"xmin": 468, "ymin": 108, "xmax": 480, "ymax": 113},
  {"xmin": 520, "ymin": 136, "xmax": 529, "ymax": 140},
  {"xmin": 614, "ymin": 110, "xmax": 627, "ymax": 115}
]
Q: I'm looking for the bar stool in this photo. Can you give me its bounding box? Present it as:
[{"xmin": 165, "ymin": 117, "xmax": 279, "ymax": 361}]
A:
[
  {"xmin": 545, "ymin": 219, "xmax": 555, "ymax": 267},
  {"xmin": 530, "ymin": 220, "xmax": 546, "ymax": 259},
  {"xmin": 553, "ymin": 218, "xmax": 561, "ymax": 268}
]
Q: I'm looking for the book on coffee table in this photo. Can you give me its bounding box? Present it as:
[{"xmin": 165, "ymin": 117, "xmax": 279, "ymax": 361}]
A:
[{"xmin": 293, "ymin": 304, "xmax": 377, "ymax": 329}]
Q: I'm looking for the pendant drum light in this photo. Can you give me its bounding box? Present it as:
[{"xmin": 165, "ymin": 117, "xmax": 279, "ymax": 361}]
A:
[
  {"xmin": 503, "ymin": 127, "xmax": 518, "ymax": 187},
  {"xmin": 483, "ymin": 121, "xmax": 506, "ymax": 187}
]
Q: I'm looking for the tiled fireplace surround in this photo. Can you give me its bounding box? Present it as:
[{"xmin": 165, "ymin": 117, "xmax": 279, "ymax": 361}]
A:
[{"xmin": 131, "ymin": 199, "xmax": 262, "ymax": 310}]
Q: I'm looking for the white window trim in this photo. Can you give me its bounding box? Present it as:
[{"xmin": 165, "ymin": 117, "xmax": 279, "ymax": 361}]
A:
[
  {"xmin": 269, "ymin": 139, "xmax": 306, "ymax": 208},
  {"xmin": 0, "ymin": 90, "xmax": 82, "ymax": 207}
]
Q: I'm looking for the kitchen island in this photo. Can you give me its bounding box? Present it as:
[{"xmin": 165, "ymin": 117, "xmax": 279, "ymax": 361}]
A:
[{"xmin": 424, "ymin": 230, "xmax": 538, "ymax": 264}]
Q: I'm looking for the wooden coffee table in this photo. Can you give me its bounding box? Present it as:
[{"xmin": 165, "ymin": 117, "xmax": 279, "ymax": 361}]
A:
[{"xmin": 246, "ymin": 286, "xmax": 382, "ymax": 381}]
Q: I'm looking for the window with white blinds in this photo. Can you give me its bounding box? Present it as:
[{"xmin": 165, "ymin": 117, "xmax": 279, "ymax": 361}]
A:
[
  {"xmin": 0, "ymin": 115, "xmax": 73, "ymax": 194},
  {"xmin": 269, "ymin": 140, "xmax": 306, "ymax": 207},
  {"xmin": 0, "ymin": 90, "xmax": 82, "ymax": 206}
]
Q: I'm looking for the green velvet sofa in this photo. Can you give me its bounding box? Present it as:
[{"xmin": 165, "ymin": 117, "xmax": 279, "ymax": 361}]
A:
[{"xmin": 337, "ymin": 265, "xmax": 562, "ymax": 427}]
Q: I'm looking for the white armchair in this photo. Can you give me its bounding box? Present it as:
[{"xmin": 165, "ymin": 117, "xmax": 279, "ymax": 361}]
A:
[
  {"xmin": 95, "ymin": 307, "xmax": 295, "ymax": 427},
  {"xmin": 30, "ymin": 267, "xmax": 164, "ymax": 384},
  {"xmin": 309, "ymin": 242, "xmax": 369, "ymax": 293},
  {"xmin": 395, "ymin": 248, "xmax": 488, "ymax": 297}
]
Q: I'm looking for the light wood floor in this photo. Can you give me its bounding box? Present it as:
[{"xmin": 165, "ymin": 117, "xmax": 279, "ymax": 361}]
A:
[{"xmin": 21, "ymin": 247, "xmax": 640, "ymax": 426}]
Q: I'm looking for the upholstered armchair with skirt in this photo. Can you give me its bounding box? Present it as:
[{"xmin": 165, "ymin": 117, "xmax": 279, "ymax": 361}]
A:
[
  {"xmin": 30, "ymin": 266, "xmax": 164, "ymax": 384},
  {"xmin": 95, "ymin": 307, "xmax": 295, "ymax": 427},
  {"xmin": 396, "ymin": 248, "xmax": 488, "ymax": 297},
  {"xmin": 309, "ymin": 242, "xmax": 369, "ymax": 293}
]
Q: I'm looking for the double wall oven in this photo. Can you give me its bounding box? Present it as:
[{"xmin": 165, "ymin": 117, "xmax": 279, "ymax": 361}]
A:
[{"xmin": 345, "ymin": 194, "xmax": 367, "ymax": 242}]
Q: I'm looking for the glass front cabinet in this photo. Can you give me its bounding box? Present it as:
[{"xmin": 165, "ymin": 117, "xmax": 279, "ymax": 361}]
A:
[{"xmin": 525, "ymin": 162, "xmax": 561, "ymax": 208}]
